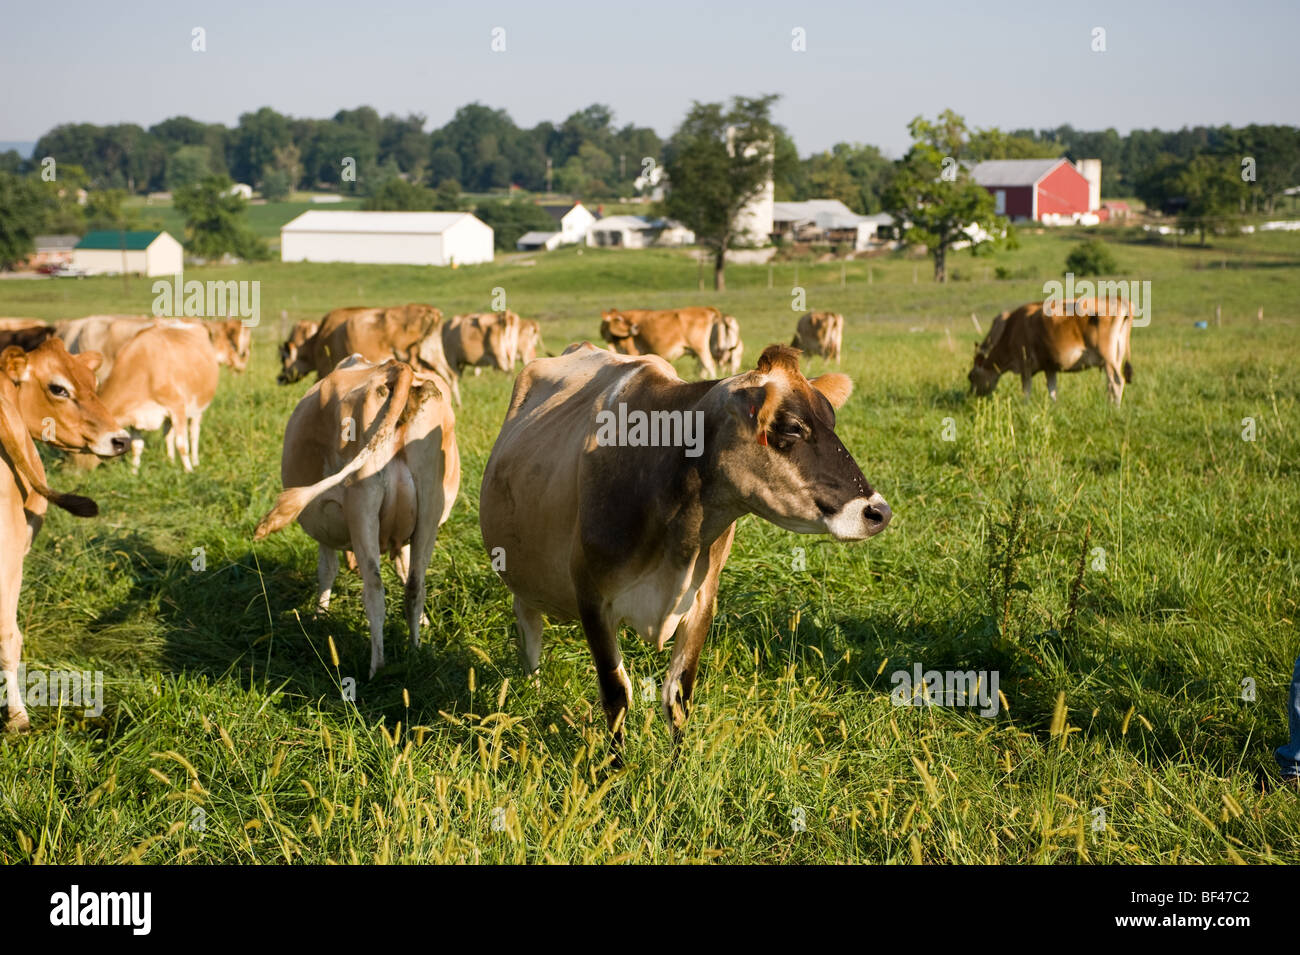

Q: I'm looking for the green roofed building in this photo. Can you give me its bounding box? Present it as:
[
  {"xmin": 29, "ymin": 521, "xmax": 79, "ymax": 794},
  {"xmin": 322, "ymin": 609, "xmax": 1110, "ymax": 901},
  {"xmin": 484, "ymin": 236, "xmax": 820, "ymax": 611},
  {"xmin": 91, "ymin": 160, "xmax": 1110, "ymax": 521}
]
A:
[{"xmin": 72, "ymin": 230, "xmax": 183, "ymax": 277}]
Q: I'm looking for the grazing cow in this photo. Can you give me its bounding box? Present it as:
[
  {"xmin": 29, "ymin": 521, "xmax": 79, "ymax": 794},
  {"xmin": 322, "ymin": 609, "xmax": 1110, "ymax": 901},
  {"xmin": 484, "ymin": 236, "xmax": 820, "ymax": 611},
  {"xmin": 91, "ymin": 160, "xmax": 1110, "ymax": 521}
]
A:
[
  {"xmin": 255, "ymin": 358, "xmax": 461, "ymax": 678},
  {"xmin": 600, "ymin": 306, "xmax": 731, "ymax": 378},
  {"xmin": 277, "ymin": 305, "xmax": 453, "ymax": 399},
  {"xmin": 792, "ymin": 311, "xmax": 844, "ymax": 363},
  {"xmin": 98, "ymin": 324, "xmax": 220, "ymax": 473},
  {"xmin": 969, "ymin": 299, "xmax": 1133, "ymax": 404},
  {"xmin": 709, "ymin": 313, "xmax": 744, "ymax": 376},
  {"xmin": 1, "ymin": 339, "xmax": 129, "ymax": 731},
  {"xmin": 57, "ymin": 315, "xmax": 251, "ymax": 381},
  {"xmin": 480, "ymin": 343, "xmax": 891, "ymax": 743},
  {"xmin": 441, "ymin": 310, "xmax": 523, "ymax": 399},
  {"xmin": 0, "ymin": 319, "xmax": 54, "ymax": 353},
  {"xmin": 277, "ymin": 319, "xmax": 320, "ymax": 380}
]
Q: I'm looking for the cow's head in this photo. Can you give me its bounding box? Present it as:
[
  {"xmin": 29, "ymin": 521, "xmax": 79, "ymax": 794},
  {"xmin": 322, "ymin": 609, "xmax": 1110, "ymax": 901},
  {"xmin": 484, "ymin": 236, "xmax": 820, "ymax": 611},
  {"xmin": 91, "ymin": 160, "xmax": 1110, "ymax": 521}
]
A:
[
  {"xmin": 711, "ymin": 344, "xmax": 890, "ymax": 540},
  {"xmin": 2, "ymin": 339, "xmax": 129, "ymax": 457},
  {"xmin": 277, "ymin": 320, "xmax": 319, "ymax": 384},
  {"xmin": 209, "ymin": 318, "xmax": 253, "ymax": 373},
  {"xmin": 600, "ymin": 311, "xmax": 640, "ymax": 354},
  {"xmin": 968, "ymin": 311, "xmax": 1011, "ymax": 396}
]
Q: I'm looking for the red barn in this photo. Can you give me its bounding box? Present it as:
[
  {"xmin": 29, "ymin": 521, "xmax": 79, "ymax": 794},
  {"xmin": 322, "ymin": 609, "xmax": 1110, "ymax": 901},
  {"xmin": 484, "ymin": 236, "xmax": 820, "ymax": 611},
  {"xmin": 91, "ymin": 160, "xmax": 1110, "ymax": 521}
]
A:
[{"xmin": 969, "ymin": 158, "xmax": 1097, "ymax": 223}]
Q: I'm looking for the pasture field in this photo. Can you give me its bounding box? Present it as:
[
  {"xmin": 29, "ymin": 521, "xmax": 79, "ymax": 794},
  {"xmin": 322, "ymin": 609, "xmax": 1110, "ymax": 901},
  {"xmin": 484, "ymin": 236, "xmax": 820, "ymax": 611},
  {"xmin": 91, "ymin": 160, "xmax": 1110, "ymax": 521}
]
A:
[{"xmin": 0, "ymin": 229, "xmax": 1297, "ymax": 864}]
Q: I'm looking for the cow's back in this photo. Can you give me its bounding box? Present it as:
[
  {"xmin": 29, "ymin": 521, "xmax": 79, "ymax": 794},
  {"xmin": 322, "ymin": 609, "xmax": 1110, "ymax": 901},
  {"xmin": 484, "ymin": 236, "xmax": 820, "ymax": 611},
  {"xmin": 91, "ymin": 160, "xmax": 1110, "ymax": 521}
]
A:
[{"xmin": 102, "ymin": 324, "xmax": 219, "ymax": 416}]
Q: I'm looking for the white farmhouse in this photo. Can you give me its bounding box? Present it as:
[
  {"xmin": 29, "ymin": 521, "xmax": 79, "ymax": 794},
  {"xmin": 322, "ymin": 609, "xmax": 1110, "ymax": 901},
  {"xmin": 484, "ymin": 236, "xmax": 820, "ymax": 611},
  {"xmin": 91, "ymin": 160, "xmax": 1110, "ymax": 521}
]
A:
[
  {"xmin": 72, "ymin": 230, "xmax": 184, "ymax": 277},
  {"xmin": 586, "ymin": 215, "xmax": 694, "ymax": 249},
  {"xmin": 280, "ymin": 210, "xmax": 494, "ymax": 266}
]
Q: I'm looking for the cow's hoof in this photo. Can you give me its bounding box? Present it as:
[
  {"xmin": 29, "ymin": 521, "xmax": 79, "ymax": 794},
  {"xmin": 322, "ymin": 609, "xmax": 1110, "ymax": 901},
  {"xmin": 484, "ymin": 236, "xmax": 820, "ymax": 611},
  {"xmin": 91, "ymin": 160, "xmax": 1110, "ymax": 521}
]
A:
[{"xmin": 4, "ymin": 714, "xmax": 31, "ymax": 735}]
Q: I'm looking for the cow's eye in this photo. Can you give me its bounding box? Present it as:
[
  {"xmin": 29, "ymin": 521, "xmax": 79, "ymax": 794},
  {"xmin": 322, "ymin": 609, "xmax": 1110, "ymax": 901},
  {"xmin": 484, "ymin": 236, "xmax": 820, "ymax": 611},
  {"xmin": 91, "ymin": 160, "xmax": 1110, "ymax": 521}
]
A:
[
  {"xmin": 48, "ymin": 383, "xmax": 69, "ymax": 398},
  {"xmin": 774, "ymin": 418, "xmax": 807, "ymax": 439}
]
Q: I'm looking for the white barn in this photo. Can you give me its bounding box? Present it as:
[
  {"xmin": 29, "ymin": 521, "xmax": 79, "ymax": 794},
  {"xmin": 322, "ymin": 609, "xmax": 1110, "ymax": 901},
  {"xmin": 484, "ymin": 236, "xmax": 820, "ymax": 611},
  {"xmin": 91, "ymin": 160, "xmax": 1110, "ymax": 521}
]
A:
[
  {"xmin": 280, "ymin": 210, "xmax": 494, "ymax": 266},
  {"xmin": 72, "ymin": 230, "xmax": 184, "ymax": 277}
]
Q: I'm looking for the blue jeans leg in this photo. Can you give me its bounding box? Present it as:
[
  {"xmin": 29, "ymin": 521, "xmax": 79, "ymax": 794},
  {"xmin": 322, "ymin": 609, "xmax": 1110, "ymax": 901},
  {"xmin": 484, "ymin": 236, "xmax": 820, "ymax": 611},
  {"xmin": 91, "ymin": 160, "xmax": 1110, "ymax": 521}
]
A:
[{"xmin": 1275, "ymin": 654, "xmax": 1300, "ymax": 779}]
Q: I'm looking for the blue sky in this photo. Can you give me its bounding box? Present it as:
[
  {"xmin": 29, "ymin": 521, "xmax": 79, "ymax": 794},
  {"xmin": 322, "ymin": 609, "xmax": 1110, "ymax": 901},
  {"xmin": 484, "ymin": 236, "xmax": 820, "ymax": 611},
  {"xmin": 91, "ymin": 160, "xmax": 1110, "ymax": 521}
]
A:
[{"xmin": 2, "ymin": 0, "xmax": 1296, "ymax": 156}]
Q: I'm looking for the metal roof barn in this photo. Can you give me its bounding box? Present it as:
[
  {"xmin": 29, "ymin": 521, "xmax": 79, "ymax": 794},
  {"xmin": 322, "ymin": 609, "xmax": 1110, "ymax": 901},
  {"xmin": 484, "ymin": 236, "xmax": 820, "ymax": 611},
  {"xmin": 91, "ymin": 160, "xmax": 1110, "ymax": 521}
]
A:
[{"xmin": 280, "ymin": 211, "xmax": 494, "ymax": 266}]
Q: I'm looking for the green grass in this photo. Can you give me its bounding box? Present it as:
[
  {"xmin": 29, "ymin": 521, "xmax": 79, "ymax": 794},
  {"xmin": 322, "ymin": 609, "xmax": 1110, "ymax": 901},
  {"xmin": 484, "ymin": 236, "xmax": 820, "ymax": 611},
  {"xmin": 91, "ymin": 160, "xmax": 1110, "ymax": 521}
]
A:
[
  {"xmin": 122, "ymin": 197, "xmax": 364, "ymax": 245},
  {"xmin": 0, "ymin": 229, "xmax": 1297, "ymax": 863}
]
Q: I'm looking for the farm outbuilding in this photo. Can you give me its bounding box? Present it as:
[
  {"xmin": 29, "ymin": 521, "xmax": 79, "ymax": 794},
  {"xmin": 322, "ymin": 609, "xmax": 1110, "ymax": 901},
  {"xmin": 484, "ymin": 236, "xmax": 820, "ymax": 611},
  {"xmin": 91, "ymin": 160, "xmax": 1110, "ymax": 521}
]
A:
[
  {"xmin": 25, "ymin": 234, "xmax": 79, "ymax": 270},
  {"xmin": 772, "ymin": 200, "xmax": 888, "ymax": 251},
  {"xmin": 280, "ymin": 211, "xmax": 494, "ymax": 266},
  {"xmin": 586, "ymin": 215, "xmax": 694, "ymax": 249},
  {"xmin": 969, "ymin": 158, "xmax": 1100, "ymax": 223},
  {"xmin": 72, "ymin": 230, "xmax": 184, "ymax": 277},
  {"xmin": 537, "ymin": 201, "xmax": 597, "ymax": 245}
]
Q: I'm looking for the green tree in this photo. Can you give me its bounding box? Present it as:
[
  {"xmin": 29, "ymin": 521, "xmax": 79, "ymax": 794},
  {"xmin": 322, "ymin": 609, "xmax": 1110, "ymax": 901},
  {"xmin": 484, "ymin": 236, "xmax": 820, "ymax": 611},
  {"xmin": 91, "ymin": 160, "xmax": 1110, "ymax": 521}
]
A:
[
  {"xmin": 166, "ymin": 145, "xmax": 213, "ymax": 191},
  {"xmin": 884, "ymin": 111, "xmax": 1007, "ymax": 282},
  {"xmin": 0, "ymin": 173, "xmax": 47, "ymax": 268},
  {"xmin": 1174, "ymin": 154, "xmax": 1248, "ymax": 244},
  {"xmin": 173, "ymin": 175, "xmax": 268, "ymax": 260},
  {"xmin": 84, "ymin": 189, "xmax": 135, "ymax": 230},
  {"xmin": 661, "ymin": 94, "xmax": 780, "ymax": 291},
  {"xmin": 362, "ymin": 177, "xmax": 436, "ymax": 211},
  {"xmin": 433, "ymin": 179, "xmax": 462, "ymax": 210},
  {"xmin": 474, "ymin": 199, "xmax": 555, "ymax": 251},
  {"xmin": 260, "ymin": 166, "xmax": 292, "ymax": 201},
  {"xmin": 1065, "ymin": 239, "xmax": 1118, "ymax": 276}
]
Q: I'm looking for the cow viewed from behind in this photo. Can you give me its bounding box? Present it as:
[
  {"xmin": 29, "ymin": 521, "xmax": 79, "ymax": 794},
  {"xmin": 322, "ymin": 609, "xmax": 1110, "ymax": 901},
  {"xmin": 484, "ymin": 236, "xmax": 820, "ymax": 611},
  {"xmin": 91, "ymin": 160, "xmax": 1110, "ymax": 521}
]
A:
[
  {"xmin": 600, "ymin": 306, "xmax": 739, "ymax": 379},
  {"xmin": 969, "ymin": 299, "xmax": 1133, "ymax": 404},
  {"xmin": 792, "ymin": 311, "xmax": 844, "ymax": 363},
  {"xmin": 255, "ymin": 358, "xmax": 461, "ymax": 678}
]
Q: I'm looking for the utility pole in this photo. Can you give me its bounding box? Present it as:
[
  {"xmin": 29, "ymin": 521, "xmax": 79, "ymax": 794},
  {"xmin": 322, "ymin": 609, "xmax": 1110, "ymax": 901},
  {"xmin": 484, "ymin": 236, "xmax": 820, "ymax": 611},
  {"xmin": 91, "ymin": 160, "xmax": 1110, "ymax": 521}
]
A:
[
  {"xmin": 546, "ymin": 157, "xmax": 552, "ymax": 195},
  {"xmin": 620, "ymin": 153, "xmax": 626, "ymax": 180}
]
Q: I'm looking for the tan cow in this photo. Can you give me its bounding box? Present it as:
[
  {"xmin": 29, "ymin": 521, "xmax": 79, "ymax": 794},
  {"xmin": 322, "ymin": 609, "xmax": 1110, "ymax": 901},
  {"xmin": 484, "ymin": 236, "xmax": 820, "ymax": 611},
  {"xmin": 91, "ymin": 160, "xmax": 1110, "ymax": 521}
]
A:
[
  {"xmin": 709, "ymin": 313, "xmax": 744, "ymax": 375},
  {"xmin": 98, "ymin": 324, "xmax": 221, "ymax": 473},
  {"xmin": 0, "ymin": 319, "xmax": 54, "ymax": 353},
  {"xmin": 57, "ymin": 315, "xmax": 252, "ymax": 381},
  {"xmin": 1, "ymin": 339, "xmax": 129, "ymax": 731},
  {"xmin": 600, "ymin": 306, "xmax": 740, "ymax": 379},
  {"xmin": 255, "ymin": 357, "xmax": 461, "ymax": 678},
  {"xmin": 277, "ymin": 305, "xmax": 454, "ymax": 400},
  {"xmin": 441, "ymin": 310, "xmax": 523, "ymax": 400},
  {"xmin": 792, "ymin": 311, "xmax": 844, "ymax": 363},
  {"xmin": 969, "ymin": 299, "xmax": 1133, "ymax": 404},
  {"xmin": 480, "ymin": 343, "xmax": 891, "ymax": 744},
  {"xmin": 516, "ymin": 318, "xmax": 542, "ymax": 367}
]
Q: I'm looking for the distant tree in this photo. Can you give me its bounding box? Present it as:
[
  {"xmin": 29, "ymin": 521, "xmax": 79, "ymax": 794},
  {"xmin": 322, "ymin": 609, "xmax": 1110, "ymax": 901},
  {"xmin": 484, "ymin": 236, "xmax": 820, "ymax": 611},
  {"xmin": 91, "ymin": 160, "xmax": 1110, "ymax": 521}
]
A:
[
  {"xmin": 474, "ymin": 199, "xmax": 556, "ymax": 251},
  {"xmin": 362, "ymin": 177, "xmax": 435, "ymax": 211},
  {"xmin": 661, "ymin": 94, "xmax": 780, "ymax": 291},
  {"xmin": 1174, "ymin": 154, "xmax": 1249, "ymax": 244},
  {"xmin": 173, "ymin": 175, "xmax": 268, "ymax": 260},
  {"xmin": 0, "ymin": 173, "xmax": 47, "ymax": 268},
  {"xmin": 884, "ymin": 111, "xmax": 1007, "ymax": 282},
  {"xmin": 1065, "ymin": 239, "xmax": 1118, "ymax": 276},
  {"xmin": 966, "ymin": 128, "xmax": 1061, "ymax": 160},
  {"xmin": 260, "ymin": 166, "xmax": 292, "ymax": 201},
  {"xmin": 166, "ymin": 145, "xmax": 213, "ymax": 191},
  {"xmin": 433, "ymin": 179, "xmax": 462, "ymax": 210},
  {"xmin": 84, "ymin": 189, "xmax": 135, "ymax": 231}
]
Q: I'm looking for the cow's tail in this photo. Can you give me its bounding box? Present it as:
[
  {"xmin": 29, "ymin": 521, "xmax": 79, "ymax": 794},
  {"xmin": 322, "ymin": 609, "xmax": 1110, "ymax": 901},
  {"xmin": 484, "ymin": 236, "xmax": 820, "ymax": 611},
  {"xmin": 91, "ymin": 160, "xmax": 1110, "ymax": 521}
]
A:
[
  {"xmin": 1123, "ymin": 360, "xmax": 1133, "ymax": 384},
  {"xmin": 254, "ymin": 362, "xmax": 415, "ymax": 540},
  {"xmin": 0, "ymin": 395, "xmax": 97, "ymax": 517}
]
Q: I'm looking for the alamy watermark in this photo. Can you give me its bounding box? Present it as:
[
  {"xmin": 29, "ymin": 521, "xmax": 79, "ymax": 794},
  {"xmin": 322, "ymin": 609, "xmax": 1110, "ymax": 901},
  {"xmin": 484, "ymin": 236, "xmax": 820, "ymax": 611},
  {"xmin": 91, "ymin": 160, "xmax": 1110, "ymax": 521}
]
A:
[
  {"xmin": 1042, "ymin": 272, "xmax": 1151, "ymax": 327},
  {"xmin": 151, "ymin": 271, "xmax": 260, "ymax": 327},
  {"xmin": 594, "ymin": 403, "xmax": 704, "ymax": 458},
  {"xmin": 891, "ymin": 663, "xmax": 1000, "ymax": 717},
  {"xmin": 2, "ymin": 665, "xmax": 103, "ymax": 717}
]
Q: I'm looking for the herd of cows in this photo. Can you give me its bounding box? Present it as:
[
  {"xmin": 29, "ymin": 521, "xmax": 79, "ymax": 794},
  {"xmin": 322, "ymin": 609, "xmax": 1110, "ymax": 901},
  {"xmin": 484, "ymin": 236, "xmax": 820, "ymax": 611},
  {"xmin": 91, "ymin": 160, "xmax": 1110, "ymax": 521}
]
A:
[{"xmin": 0, "ymin": 295, "xmax": 1134, "ymax": 737}]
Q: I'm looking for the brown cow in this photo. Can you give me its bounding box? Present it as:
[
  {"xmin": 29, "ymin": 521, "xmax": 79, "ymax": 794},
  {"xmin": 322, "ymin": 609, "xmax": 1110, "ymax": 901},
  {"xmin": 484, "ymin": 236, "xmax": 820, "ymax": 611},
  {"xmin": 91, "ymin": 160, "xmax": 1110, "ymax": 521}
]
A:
[
  {"xmin": 1, "ymin": 339, "xmax": 129, "ymax": 731},
  {"xmin": 969, "ymin": 299, "xmax": 1133, "ymax": 404},
  {"xmin": 480, "ymin": 343, "xmax": 891, "ymax": 744},
  {"xmin": 516, "ymin": 318, "xmax": 542, "ymax": 367},
  {"xmin": 600, "ymin": 306, "xmax": 735, "ymax": 379},
  {"xmin": 255, "ymin": 357, "xmax": 460, "ymax": 678},
  {"xmin": 792, "ymin": 311, "xmax": 844, "ymax": 363},
  {"xmin": 709, "ymin": 313, "xmax": 744, "ymax": 376},
  {"xmin": 277, "ymin": 305, "xmax": 454, "ymax": 399},
  {"xmin": 57, "ymin": 315, "xmax": 252, "ymax": 381},
  {"xmin": 98, "ymin": 324, "xmax": 221, "ymax": 473},
  {"xmin": 0, "ymin": 319, "xmax": 54, "ymax": 353},
  {"xmin": 441, "ymin": 310, "xmax": 523, "ymax": 400}
]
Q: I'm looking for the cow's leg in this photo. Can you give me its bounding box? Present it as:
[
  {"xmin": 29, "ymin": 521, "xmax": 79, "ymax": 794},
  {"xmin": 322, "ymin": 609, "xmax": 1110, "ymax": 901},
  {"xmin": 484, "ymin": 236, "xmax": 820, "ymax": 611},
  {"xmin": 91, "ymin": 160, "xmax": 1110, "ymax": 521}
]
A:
[
  {"xmin": 662, "ymin": 529, "xmax": 733, "ymax": 740},
  {"xmin": 316, "ymin": 546, "xmax": 339, "ymax": 613},
  {"xmin": 1045, "ymin": 370, "xmax": 1059, "ymax": 401},
  {"xmin": 696, "ymin": 348, "xmax": 718, "ymax": 379},
  {"xmin": 130, "ymin": 435, "xmax": 145, "ymax": 474},
  {"xmin": 170, "ymin": 407, "xmax": 194, "ymax": 472},
  {"xmin": 1021, "ymin": 369, "xmax": 1034, "ymax": 399},
  {"xmin": 164, "ymin": 422, "xmax": 177, "ymax": 462},
  {"xmin": 403, "ymin": 506, "xmax": 442, "ymax": 649},
  {"xmin": 513, "ymin": 596, "xmax": 544, "ymax": 679},
  {"xmin": 345, "ymin": 489, "xmax": 387, "ymax": 677},
  {"xmin": 188, "ymin": 412, "xmax": 203, "ymax": 468},
  {"xmin": 0, "ymin": 547, "xmax": 29, "ymax": 732},
  {"xmin": 577, "ymin": 597, "xmax": 631, "ymax": 744},
  {"xmin": 1104, "ymin": 361, "xmax": 1125, "ymax": 405}
]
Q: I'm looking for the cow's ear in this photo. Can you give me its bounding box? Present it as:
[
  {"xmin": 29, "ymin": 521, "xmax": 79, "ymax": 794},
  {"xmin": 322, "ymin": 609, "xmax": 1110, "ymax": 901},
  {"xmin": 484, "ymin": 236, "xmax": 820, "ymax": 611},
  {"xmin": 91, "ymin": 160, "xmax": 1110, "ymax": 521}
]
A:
[
  {"xmin": 79, "ymin": 351, "xmax": 104, "ymax": 374},
  {"xmin": 810, "ymin": 373, "xmax": 852, "ymax": 409},
  {"xmin": 2, "ymin": 345, "xmax": 29, "ymax": 384},
  {"xmin": 730, "ymin": 383, "xmax": 778, "ymax": 440}
]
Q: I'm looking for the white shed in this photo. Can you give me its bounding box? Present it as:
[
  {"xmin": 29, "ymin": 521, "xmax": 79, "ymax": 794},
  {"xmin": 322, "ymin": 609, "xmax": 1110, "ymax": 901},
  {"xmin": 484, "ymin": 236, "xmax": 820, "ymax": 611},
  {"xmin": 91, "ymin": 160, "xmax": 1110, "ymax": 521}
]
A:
[
  {"xmin": 280, "ymin": 210, "xmax": 494, "ymax": 266},
  {"xmin": 72, "ymin": 230, "xmax": 184, "ymax": 277}
]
